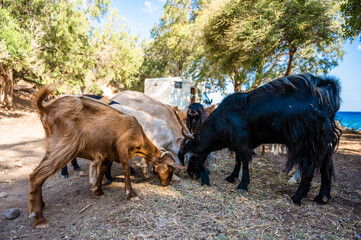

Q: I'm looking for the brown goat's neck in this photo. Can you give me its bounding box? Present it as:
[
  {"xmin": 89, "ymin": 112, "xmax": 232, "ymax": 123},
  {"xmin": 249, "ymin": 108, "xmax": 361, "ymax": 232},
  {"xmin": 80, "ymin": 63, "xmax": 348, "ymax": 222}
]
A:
[{"xmin": 136, "ymin": 138, "xmax": 162, "ymax": 164}]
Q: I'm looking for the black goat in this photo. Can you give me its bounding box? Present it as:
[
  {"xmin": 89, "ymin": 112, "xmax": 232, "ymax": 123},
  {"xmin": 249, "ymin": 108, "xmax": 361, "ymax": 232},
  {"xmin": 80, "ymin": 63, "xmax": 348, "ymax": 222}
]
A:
[
  {"xmin": 179, "ymin": 74, "xmax": 341, "ymax": 205},
  {"xmin": 186, "ymin": 103, "xmax": 208, "ymax": 134}
]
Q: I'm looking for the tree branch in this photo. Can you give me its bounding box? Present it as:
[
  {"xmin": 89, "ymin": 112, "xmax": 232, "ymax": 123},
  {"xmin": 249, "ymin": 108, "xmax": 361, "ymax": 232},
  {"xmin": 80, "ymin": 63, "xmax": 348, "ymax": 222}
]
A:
[{"xmin": 13, "ymin": 73, "xmax": 42, "ymax": 86}]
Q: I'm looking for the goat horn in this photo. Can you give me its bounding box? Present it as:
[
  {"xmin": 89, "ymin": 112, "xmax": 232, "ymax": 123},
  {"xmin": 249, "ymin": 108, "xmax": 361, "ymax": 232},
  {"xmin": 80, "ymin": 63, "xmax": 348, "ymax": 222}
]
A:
[
  {"xmin": 165, "ymin": 159, "xmax": 186, "ymax": 170},
  {"xmin": 182, "ymin": 127, "xmax": 194, "ymax": 140},
  {"xmin": 160, "ymin": 151, "xmax": 174, "ymax": 160}
]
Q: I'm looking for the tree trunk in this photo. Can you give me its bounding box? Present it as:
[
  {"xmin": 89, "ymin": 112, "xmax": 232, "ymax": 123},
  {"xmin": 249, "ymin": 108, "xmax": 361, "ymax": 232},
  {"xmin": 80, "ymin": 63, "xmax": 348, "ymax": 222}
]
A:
[
  {"xmin": 232, "ymin": 64, "xmax": 243, "ymax": 92},
  {"xmin": 0, "ymin": 63, "xmax": 14, "ymax": 109},
  {"xmin": 284, "ymin": 47, "xmax": 297, "ymax": 77},
  {"xmin": 234, "ymin": 81, "xmax": 242, "ymax": 92}
]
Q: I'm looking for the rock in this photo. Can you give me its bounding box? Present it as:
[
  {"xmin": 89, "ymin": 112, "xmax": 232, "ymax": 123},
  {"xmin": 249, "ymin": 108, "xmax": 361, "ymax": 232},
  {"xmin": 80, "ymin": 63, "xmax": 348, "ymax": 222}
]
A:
[
  {"xmin": 0, "ymin": 192, "xmax": 7, "ymax": 198},
  {"xmin": 18, "ymin": 225, "xmax": 26, "ymax": 230},
  {"xmin": 6, "ymin": 208, "xmax": 20, "ymax": 220},
  {"xmin": 14, "ymin": 162, "xmax": 23, "ymax": 167}
]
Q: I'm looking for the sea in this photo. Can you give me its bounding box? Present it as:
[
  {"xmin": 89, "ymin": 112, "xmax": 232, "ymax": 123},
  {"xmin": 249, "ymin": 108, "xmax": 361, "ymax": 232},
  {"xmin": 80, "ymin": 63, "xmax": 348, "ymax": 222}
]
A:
[{"xmin": 335, "ymin": 111, "xmax": 361, "ymax": 131}]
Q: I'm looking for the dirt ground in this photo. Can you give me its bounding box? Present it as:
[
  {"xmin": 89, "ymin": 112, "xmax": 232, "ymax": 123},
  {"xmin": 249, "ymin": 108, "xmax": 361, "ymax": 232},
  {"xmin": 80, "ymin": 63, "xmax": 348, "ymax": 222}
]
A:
[{"xmin": 0, "ymin": 91, "xmax": 360, "ymax": 239}]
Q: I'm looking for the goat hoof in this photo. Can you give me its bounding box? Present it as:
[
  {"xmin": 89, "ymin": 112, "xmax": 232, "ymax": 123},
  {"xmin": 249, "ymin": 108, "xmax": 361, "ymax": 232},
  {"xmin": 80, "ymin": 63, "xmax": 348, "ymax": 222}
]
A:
[
  {"xmin": 126, "ymin": 189, "xmax": 138, "ymax": 199},
  {"xmin": 236, "ymin": 189, "xmax": 248, "ymax": 196},
  {"xmin": 200, "ymin": 182, "xmax": 210, "ymax": 187},
  {"xmin": 236, "ymin": 183, "xmax": 248, "ymax": 191},
  {"xmin": 130, "ymin": 196, "xmax": 140, "ymax": 201},
  {"xmin": 61, "ymin": 174, "xmax": 68, "ymax": 179},
  {"xmin": 200, "ymin": 171, "xmax": 210, "ymax": 186},
  {"xmin": 35, "ymin": 217, "xmax": 49, "ymax": 228},
  {"xmin": 287, "ymin": 178, "xmax": 297, "ymax": 184},
  {"xmin": 73, "ymin": 167, "xmax": 81, "ymax": 171},
  {"xmin": 92, "ymin": 189, "xmax": 105, "ymax": 198},
  {"xmin": 225, "ymin": 176, "xmax": 235, "ymax": 183},
  {"xmin": 291, "ymin": 195, "xmax": 302, "ymax": 205},
  {"xmin": 314, "ymin": 195, "xmax": 330, "ymax": 204},
  {"xmin": 36, "ymin": 222, "xmax": 49, "ymax": 229}
]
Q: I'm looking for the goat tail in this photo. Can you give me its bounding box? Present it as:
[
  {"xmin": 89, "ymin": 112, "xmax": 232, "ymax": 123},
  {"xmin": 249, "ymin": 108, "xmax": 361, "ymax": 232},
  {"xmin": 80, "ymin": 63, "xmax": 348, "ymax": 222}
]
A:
[{"xmin": 35, "ymin": 84, "xmax": 57, "ymax": 114}]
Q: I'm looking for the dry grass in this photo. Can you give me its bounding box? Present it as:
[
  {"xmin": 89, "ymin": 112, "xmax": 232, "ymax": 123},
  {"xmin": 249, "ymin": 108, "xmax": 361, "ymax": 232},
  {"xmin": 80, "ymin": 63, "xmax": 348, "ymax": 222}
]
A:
[{"xmin": 52, "ymin": 149, "xmax": 359, "ymax": 240}]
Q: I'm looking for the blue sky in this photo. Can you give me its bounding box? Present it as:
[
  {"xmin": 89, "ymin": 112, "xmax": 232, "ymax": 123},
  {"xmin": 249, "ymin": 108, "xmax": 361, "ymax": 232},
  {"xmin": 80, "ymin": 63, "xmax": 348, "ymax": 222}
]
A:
[{"xmin": 112, "ymin": 0, "xmax": 361, "ymax": 111}]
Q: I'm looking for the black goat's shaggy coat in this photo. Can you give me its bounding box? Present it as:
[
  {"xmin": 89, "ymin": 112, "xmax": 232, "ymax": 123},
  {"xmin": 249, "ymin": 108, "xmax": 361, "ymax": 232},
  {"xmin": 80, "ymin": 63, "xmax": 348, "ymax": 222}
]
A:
[{"xmin": 180, "ymin": 74, "xmax": 341, "ymax": 205}]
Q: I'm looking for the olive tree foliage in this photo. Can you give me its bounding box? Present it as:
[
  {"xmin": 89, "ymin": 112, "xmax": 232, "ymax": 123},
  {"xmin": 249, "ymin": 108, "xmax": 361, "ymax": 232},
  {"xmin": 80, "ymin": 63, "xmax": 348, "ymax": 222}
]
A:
[
  {"xmin": 86, "ymin": 10, "xmax": 143, "ymax": 93},
  {"xmin": 140, "ymin": 0, "xmax": 208, "ymax": 81},
  {"xmin": 0, "ymin": 0, "xmax": 142, "ymax": 108},
  {"xmin": 192, "ymin": 0, "xmax": 345, "ymax": 92},
  {"xmin": 341, "ymin": 0, "xmax": 361, "ymax": 40}
]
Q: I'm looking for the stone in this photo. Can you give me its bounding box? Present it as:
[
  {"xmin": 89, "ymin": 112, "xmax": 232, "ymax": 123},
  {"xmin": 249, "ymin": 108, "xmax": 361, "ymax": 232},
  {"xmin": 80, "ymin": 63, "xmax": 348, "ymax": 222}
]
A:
[
  {"xmin": 6, "ymin": 208, "xmax": 20, "ymax": 220},
  {"xmin": 0, "ymin": 192, "xmax": 7, "ymax": 198},
  {"xmin": 14, "ymin": 162, "xmax": 23, "ymax": 167}
]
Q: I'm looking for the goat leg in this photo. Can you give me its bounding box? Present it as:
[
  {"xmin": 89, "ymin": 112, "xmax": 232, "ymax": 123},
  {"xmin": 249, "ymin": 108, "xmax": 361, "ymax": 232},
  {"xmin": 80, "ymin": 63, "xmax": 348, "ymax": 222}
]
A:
[
  {"xmin": 60, "ymin": 158, "xmax": 79, "ymax": 178},
  {"xmin": 91, "ymin": 159, "xmax": 109, "ymax": 198},
  {"xmin": 225, "ymin": 158, "xmax": 241, "ymax": 183},
  {"xmin": 71, "ymin": 158, "xmax": 81, "ymax": 171},
  {"xmin": 119, "ymin": 152, "xmax": 137, "ymax": 200},
  {"xmin": 236, "ymin": 150, "xmax": 252, "ymax": 191},
  {"xmin": 291, "ymin": 166, "xmax": 315, "ymax": 205},
  {"xmin": 60, "ymin": 165, "xmax": 69, "ymax": 178},
  {"xmin": 103, "ymin": 159, "xmax": 113, "ymax": 185},
  {"xmin": 30, "ymin": 151, "xmax": 73, "ymax": 228},
  {"xmin": 314, "ymin": 152, "xmax": 332, "ymax": 204}
]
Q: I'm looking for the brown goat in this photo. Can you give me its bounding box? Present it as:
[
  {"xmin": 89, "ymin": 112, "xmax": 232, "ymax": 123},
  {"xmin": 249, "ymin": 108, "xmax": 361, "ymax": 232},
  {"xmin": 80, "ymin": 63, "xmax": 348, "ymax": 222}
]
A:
[{"xmin": 29, "ymin": 85, "xmax": 185, "ymax": 228}]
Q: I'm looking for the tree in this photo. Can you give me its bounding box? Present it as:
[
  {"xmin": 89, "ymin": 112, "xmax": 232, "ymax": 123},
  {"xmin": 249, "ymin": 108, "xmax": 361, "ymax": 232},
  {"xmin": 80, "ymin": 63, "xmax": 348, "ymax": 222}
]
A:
[
  {"xmin": 193, "ymin": 0, "xmax": 281, "ymax": 91},
  {"xmin": 0, "ymin": 0, "xmax": 42, "ymax": 108},
  {"xmin": 89, "ymin": 9, "xmax": 143, "ymax": 92},
  {"xmin": 0, "ymin": 0, "xmax": 143, "ymax": 108},
  {"xmin": 192, "ymin": 0, "xmax": 345, "ymax": 91},
  {"xmin": 140, "ymin": 0, "xmax": 208, "ymax": 80},
  {"xmin": 341, "ymin": 0, "xmax": 361, "ymax": 40}
]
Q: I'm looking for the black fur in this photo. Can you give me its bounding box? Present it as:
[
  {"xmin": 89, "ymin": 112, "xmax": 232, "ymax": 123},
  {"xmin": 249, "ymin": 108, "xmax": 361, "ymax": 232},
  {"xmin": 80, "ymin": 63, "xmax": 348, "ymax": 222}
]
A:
[
  {"xmin": 60, "ymin": 158, "xmax": 81, "ymax": 178},
  {"xmin": 179, "ymin": 73, "xmax": 341, "ymax": 205},
  {"xmin": 186, "ymin": 103, "xmax": 208, "ymax": 134}
]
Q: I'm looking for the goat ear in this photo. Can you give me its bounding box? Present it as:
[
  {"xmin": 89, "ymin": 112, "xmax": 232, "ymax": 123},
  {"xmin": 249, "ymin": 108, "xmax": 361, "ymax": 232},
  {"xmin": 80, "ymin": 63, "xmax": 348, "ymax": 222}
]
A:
[{"xmin": 165, "ymin": 159, "xmax": 186, "ymax": 170}]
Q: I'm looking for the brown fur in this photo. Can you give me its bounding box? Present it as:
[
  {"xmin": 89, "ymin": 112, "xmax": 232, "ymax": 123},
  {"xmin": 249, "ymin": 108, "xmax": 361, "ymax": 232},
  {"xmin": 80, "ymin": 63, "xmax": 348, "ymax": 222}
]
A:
[
  {"xmin": 204, "ymin": 104, "xmax": 218, "ymax": 116},
  {"xmin": 29, "ymin": 85, "xmax": 185, "ymax": 228}
]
